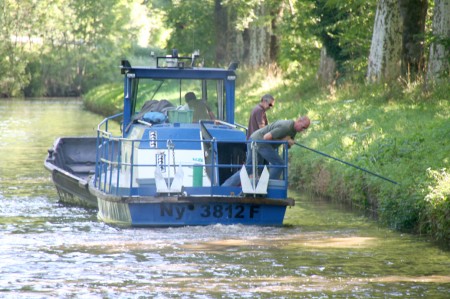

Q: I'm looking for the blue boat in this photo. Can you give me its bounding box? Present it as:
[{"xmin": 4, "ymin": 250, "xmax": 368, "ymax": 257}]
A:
[{"xmin": 45, "ymin": 50, "xmax": 294, "ymax": 226}]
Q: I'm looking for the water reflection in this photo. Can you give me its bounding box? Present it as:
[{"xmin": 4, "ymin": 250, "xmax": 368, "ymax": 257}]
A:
[{"xmin": 0, "ymin": 99, "xmax": 449, "ymax": 298}]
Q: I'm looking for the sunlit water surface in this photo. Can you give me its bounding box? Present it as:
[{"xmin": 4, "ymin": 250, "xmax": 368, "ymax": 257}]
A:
[{"xmin": 0, "ymin": 99, "xmax": 449, "ymax": 298}]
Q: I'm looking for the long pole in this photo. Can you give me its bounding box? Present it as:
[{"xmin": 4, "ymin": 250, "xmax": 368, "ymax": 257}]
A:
[{"xmin": 294, "ymin": 142, "xmax": 399, "ymax": 185}]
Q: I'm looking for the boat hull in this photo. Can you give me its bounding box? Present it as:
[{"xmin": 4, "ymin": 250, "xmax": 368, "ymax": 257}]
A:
[
  {"xmin": 91, "ymin": 189, "xmax": 292, "ymax": 227},
  {"xmin": 51, "ymin": 169, "xmax": 98, "ymax": 209},
  {"xmin": 128, "ymin": 202, "xmax": 288, "ymax": 226},
  {"xmin": 44, "ymin": 137, "xmax": 99, "ymax": 208},
  {"xmin": 46, "ymin": 136, "xmax": 294, "ymax": 226}
]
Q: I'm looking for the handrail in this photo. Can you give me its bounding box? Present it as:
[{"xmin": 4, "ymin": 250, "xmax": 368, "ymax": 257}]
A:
[
  {"xmin": 94, "ymin": 132, "xmax": 290, "ymax": 196},
  {"xmin": 97, "ymin": 112, "xmax": 123, "ymax": 135}
]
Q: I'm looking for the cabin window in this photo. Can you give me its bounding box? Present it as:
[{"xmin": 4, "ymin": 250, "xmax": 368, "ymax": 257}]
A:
[{"xmin": 132, "ymin": 78, "xmax": 225, "ymax": 122}]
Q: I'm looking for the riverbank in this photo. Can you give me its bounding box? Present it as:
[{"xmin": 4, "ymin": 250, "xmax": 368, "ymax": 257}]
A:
[{"xmin": 83, "ymin": 69, "xmax": 449, "ymax": 243}]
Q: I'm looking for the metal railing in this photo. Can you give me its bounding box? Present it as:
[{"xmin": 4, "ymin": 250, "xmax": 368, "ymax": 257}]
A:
[{"xmin": 93, "ymin": 114, "xmax": 290, "ymax": 197}]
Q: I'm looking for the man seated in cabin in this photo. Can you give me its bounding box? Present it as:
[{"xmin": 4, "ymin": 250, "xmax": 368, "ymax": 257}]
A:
[
  {"xmin": 222, "ymin": 116, "xmax": 310, "ymax": 186},
  {"xmin": 184, "ymin": 92, "xmax": 215, "ymax": 122}
]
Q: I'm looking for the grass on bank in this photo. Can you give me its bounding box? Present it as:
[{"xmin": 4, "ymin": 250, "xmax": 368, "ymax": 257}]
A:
[
  {"xmin": 226, "ymin": 67, "xmax": 448, "ymax": 243},
  {"xmin": 83, "ymin": 68, "xmax": 449, "ymax": 243}
]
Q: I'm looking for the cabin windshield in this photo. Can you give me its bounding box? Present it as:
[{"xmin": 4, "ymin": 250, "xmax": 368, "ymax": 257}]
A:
[{"xmin": 133, "ymin": 78, "xmax": 225, "ymax": 122}]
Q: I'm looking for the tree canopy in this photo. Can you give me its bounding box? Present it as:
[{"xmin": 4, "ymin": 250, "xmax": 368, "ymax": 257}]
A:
[
  {"xmin": 0, "ymin": 0, "xmax": 137, "ymax": 97},
  {"xmin": 0, "ymin": 0, "xmax": 447, "ymax": 97}
]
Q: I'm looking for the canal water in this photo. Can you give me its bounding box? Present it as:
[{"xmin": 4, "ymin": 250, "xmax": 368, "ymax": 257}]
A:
[{"xmin": 0, "ymin": 98, "xmax": 449, "ymax": 298}]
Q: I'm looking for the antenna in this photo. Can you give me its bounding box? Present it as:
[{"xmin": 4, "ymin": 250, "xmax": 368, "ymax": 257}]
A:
[
  {"xmin": 192, "ymin": 29, "xmax": 195, "ymax": 54},
  {"xmin": 191, "ymin": 50, "xmax": 200, "ymax": 67}
]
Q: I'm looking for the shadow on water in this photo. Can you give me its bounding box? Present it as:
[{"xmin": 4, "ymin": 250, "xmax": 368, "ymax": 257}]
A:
[
  {"xmin": 0, "ymin": 99, "xmax": 449, "ymax": 298},
  {"xmin": 289, "ymin": 190, "xmax": 450, "ymax": 251}
]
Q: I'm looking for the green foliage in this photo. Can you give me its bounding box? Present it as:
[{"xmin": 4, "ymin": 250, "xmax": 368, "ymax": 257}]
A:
[
  {"xmin": 83, "ymin": 83, "xmax": 124, "ymax": 116},
  {"xmin": 420, "ymin": 168, "xmax": 450, "ymax": 242},
  {"xmin": 0, "ymin": 0, "xmax": 142, "ymax": 97},
  {"xmin": 284, "ymin": 78, "xmax": 449, "ymax": 241},
  {"xmin": 222, "ymin": 0, "xmax": 278, "ymax": 30},
  {"xmin": 162, "ymin": 0, "xmax": 216, "ymax": 62},
  {"xmin": 277, "ymin": 1, "xmax": 320, "ymax": 76},
  {"xmin": 0, "ymin": 0, "xmax": 35, "ymax": 96},
  {"xmin": 233, "ymin": 69, "xmax": 448, "ymax": 242},
  {"xmin": 1, "ymin": 0, "xmax": 444, "ymax": 97},
  {"xmin": 275, "ymin": 0, "xmax": 378, "ymax": 82},
  {"xmin": 312, "ymin": 0, "xmax": 377, "ymax": 82},
  {"xmin": 39, "ymin": 0, "xmax": 134, "ymax": 95},
  {"xmin": 24, "ymin": 56, "xmax": 45, "ymax": 97}
]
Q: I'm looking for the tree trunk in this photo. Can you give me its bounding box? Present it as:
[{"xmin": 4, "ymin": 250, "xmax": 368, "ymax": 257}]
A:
[
  {"xmin": 244, "ymin": 5, "xmax": 270, "ymax": 67},
  {"xmin": 224, "ymin": 3, "xmax": 273, "ymax": 67},
  {"xmin": 399, "ymin": 0, "xmax": 428, "ymax": 78},
  {"xmin": 214, "ymin": 0, "xmax": 227, "ymax": 64},
  {"xmin": 427, "ymin": 0, "xmax": 450, "ymax": 82},
  {"xmin": 225, "ymin": 8, "xmax": 244, "ymax": 65},
  {"xmin": 269, "ymin": 2, "xmax": 284, "ymax": 62},
  {"xmin": 317, "ymin": 46, "xmax": 337, "ymax": 87},
  {"xmin": 367, "ymin": 0, "xmax": 403, "ymax": 83}
]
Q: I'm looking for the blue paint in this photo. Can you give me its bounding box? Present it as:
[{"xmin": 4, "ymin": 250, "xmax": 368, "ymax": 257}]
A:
[
  {"xmin": 139, "ymin": 124, "xmax": 203, "ymax": 150},
  {"xmin": 204, "ymin": 124, "xmax": 246, "ymax": 141},
  {"xmin": 128, "ymin": 202, "xmax": 287, "ymax": 226}
]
